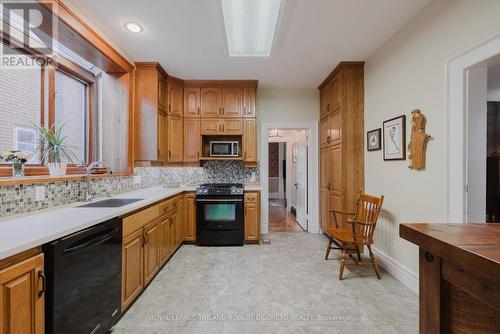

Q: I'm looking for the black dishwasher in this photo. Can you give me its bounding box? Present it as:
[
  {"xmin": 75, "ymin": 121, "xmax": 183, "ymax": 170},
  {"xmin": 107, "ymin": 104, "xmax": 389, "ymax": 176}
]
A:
[{"xmin": 44, "ymin": 218, "xmax": 122, "ymax": 334}]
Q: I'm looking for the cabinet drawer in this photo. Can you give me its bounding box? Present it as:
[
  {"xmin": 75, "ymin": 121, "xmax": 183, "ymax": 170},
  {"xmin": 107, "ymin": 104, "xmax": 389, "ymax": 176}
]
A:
[
  {"xmin": 159, "ymin": 196, "xmax": 181, "ymax": 216},
  {"xmin": 123, "ymin": 205, "xmax": 160, "ymax": 237},
  {"xmin": 244, "ymin": 192, "xmax": 258, "ymax": 203}
]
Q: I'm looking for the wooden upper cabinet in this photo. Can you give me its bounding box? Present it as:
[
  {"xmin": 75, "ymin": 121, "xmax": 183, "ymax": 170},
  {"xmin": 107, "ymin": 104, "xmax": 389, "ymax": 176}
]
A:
[
  {"xmin": 134, "ymin": 62, "xmax": 168, "ymax": 162},
  {"xmin": 242, "ymin": 87, "xmax": 256, "ymax": 117},
  {"xmin": 320, "ymin": 81, "xmax": 332, "ymax": 119},
  {"xmin": 221, "ymin": 119, "xmax": 243, "ymax": 135},
  {"xmin": 184, "ymin": 118, "xmax": 200, "ymax": 162},
  {"xmin": 330, "ymin": 75, "xmax": 341, "ymax": 111},
  {"xmin": 0, "ymin": 253, "xmax": 45, "ymax": 334},
  {"xmin": 157, "ymin": 112, "xmax": 167, "ymax": 162},
  {"xmin": 158, "ymin": 75, "xmax": 168, "ymax": 111},
  {"xmin": 184, "ymin": 87, "xmax": 201, "ymax": 118},
  {"xmin": 201, "ymin": 88, "xmax": 222, "ymax": 117},
  {"xmin": 243, "ymin": 118, "xmax": 257, "ymax": 163},
  {"xmin": 221, "ymin": 87, "xmax": 242, "ymax": 118},
  {"xmin": 167, "ymin": 116, "xmax": 183, "ymax": 162},
  {"xmin": 201, "ymin": 118, "xmax": 221, "ymax": 135},
  {"xmin": 168, "ymin": 80, "xmax": 183, "ymax": 117}
]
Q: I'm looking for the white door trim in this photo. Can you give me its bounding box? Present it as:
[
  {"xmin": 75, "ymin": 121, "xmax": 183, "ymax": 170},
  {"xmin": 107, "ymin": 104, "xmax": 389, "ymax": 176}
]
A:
[
  {"xmin": 260, "ymin": 121, "xmax": 320, "ymax": 234},
  {"xmin": 446, "ymin": 32, "xmax": 500, "ymax": 223}
]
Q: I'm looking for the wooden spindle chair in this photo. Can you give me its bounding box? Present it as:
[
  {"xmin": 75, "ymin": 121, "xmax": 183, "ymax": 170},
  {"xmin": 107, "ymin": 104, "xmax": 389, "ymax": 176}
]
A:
[{"xmin": 324, "ymin": 193, "xmax": 384, "ymax": 280}]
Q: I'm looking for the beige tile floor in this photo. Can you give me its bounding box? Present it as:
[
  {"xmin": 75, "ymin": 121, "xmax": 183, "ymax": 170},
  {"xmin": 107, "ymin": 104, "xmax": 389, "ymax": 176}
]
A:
[{"xmin": 111, "ymin": 232, "xmax": 418, "ymax": 334}]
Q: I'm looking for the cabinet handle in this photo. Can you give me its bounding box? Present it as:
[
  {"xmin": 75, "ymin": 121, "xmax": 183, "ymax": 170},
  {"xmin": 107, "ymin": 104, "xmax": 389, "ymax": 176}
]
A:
[
  {"xmin": 157, "ymin": 148, "xmax": 160, "ymax": 157},
  {"xmin": 327, "ymin": 136, "xmax": 331, "ymax": 143},
  {"xmin": 222, "ymin": 107, "xmax": 225, "ymax": 115},
  {"xmin": 169, "ymin": 104, "xmax": 171, "ymax": 112},
  {"xmin": 142, "ymin": 234, "xmax": 147, "ymax": 246},
  {"xmin": 168, "ymin": 150, "xmax": 171, "ymax": 158},
  {"xmin": 327, "ymin": 183, "xmax": 331, "ymax": 191},
  {"xmin": 197, "ymin": 151, "xmax": 200, "ymax": 158},
  {"xmin": 38, "ymin": 271, "xmax": 46, "ymax": 298},
  {"xmin": 197, "ymin": 107, "xmax": 200, "ymax": 115}
]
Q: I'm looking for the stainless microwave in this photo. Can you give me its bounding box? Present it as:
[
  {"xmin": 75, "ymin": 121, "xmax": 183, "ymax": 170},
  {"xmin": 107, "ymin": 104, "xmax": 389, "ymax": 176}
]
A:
[{"xmin": 210, "ymin": 141, "xmax": 239, "ymax": 157}]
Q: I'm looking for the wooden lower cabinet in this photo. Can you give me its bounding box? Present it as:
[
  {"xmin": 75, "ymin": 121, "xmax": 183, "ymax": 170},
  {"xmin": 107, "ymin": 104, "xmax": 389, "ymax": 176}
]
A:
[
  {"xmin": 244, "ymin": 192, "xmax": 260, "ymax": 243},
  {"xmin": 159, "ymin": 215, "xmax": 172, "ymax": 266},
  {"xmin": 0, "ymin": 252, "xmax": 45, "ymax": 334},
  {"xmin": 143, "ymin": 219, "xmax": 161, "ymax": 286},
  {"xmin": 121, "ymin": 229, "xmax": 144, "ymax": 310},
  {"xmin": 184, "ymin": 193, "xmax": 196, "ymax": 242}
]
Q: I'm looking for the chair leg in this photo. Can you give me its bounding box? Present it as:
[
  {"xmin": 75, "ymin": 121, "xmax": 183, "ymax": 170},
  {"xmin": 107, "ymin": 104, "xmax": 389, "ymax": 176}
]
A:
[
  {"xmin": 339, "ymin": 247, "xmax": 347, "ymax": 280},
  {"xmin": 355, "ymin": 244, "xmax": 362, "ymax": 264},
  {"xmin": 367, "ymin": 245, "xmax": 381, "ymax": 279},
  {"xmin": 325, "ymin": 237, "xmax": 333, "ymax": 260}
]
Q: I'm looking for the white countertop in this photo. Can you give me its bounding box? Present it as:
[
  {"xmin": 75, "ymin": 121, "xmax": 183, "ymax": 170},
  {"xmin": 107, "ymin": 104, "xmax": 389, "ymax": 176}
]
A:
[{"xmin": 0, "ymin": 185, "xmax": 262, "ymax": 260}]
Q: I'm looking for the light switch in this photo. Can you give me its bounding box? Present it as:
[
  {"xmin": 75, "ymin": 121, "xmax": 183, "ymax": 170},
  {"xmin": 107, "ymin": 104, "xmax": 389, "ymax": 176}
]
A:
[
  {"xmin": 133, "ymin": 175, "xmax": 141, "ymax": 185},
  {"xmin": 35, "ymin": 186, "xmax": 45, "ymax": 201}
]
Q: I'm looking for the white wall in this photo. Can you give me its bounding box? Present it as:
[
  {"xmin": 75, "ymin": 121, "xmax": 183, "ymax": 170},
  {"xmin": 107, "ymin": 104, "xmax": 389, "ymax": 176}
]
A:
[{"xmin": 364, "ymin": 0, "xmax": 500, "ymax": 290}]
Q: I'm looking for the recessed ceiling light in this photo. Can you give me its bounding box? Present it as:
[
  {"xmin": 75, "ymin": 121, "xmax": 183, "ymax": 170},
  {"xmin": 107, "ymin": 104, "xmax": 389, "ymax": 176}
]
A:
[
  {"xmin": 222, "ymin": 0, "xmax": 282, "ymax": 57},
  {"xmin": 124, "ymin": 21, "xmax": 143, "ymax": 33}
]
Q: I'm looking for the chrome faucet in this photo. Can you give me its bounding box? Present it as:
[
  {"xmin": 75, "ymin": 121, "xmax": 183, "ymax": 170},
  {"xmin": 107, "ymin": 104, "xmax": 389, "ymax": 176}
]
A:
[{"xmin": 84, "ymin": 161, "xmax": 113, "ymax": 202}]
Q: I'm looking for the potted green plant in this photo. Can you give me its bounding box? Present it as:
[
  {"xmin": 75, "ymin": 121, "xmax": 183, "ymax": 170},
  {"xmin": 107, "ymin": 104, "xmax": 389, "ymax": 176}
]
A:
[
  {"xmin": 0, "ymin": 151, "xmax": 30, "ymax": 177},
  {"xmin": 34, "ymin": 124, "xmax": 77, "ymax": 176}
]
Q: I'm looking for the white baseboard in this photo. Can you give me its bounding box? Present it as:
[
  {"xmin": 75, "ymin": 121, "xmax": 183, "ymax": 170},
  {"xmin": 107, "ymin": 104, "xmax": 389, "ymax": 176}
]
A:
[{"xmin": 372, "ymin": 246, "xmax": 419, "ymax": 294}]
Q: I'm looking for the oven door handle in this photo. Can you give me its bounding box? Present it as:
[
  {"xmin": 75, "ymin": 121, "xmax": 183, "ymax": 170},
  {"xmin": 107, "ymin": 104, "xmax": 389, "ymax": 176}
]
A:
[{"xmin": 196, "ymin": 198, "xmax": 243, "ymax": 203}]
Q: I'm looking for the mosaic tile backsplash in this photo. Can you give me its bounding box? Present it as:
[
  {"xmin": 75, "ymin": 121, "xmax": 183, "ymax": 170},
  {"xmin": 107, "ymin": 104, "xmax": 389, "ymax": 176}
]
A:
[{"xmin": 0, "ymin": 161, "xmax": 259, "ymax": 219}]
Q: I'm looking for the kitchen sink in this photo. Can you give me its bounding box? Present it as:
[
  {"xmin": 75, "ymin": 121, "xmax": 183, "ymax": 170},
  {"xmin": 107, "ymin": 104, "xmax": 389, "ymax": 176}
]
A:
[{"xmin": 77, "ymin": 198, "xmax": 144, "ymax": 208}]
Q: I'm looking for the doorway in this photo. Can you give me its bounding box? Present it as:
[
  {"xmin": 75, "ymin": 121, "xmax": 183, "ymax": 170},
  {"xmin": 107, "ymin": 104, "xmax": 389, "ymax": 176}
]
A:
[
  {"xmin": 465, "ymin": 55, "xmax": 500, "ymax": 223},
  {"xmin": 267, "ymin": 129, "xmax": 309, "ymax": 232}
]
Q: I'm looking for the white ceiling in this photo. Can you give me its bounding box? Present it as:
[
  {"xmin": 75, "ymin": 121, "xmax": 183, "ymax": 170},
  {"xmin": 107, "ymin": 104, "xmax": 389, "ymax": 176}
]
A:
[{"xmin": 70, "ymin": 0, "xmax": 431, "ymax": 88}]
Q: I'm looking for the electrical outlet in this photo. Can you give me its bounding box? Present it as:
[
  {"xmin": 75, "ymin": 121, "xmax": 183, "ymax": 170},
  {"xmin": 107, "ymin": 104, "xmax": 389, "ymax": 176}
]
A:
[
  {"xmin": 133, "ymin": 175, "xmax": 141, "ymax": 185},
  {"xmin": 35, "ymin": 186, "xmax": 45, "ymax": 201}
]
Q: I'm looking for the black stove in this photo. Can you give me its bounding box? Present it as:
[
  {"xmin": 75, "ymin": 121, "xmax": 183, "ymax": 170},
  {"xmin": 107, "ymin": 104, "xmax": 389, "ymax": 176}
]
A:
[{"xmin": 196, "ymin": 183, "xmax": 244, "ymax": 246}]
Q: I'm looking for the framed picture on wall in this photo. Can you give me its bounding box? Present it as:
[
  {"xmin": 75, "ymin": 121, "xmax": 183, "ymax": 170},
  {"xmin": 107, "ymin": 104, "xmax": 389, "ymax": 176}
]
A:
[
  {"xmin": 383, "ymin": 115, "xmax": 406, "ymax": 160},
  {"xmin": 367, "ymin": 128, "xmax": 381, "ymax": 151}
]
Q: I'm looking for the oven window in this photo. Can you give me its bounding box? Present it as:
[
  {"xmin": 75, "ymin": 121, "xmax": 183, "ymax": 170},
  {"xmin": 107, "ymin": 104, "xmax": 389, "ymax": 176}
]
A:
[
  {"xmin": 212, "ymin": 143, "xmax": 230, "ymax": 155},
  {"xmin": 204, "ymin": 204, "xmax": 236, "ymax": 221}
]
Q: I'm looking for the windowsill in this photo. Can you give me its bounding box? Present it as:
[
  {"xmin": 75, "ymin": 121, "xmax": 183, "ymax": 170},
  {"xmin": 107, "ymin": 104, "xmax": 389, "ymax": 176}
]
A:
[{"xmin": 0, "ymin": 172, "xmax": 134, "ymax": 186}]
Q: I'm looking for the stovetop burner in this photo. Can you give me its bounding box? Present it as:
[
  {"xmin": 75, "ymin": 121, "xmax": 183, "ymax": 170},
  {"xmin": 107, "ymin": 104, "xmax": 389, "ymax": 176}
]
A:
[{"xmin": 196, "ymin": 183, "xmax": 244, "ymax": 196}]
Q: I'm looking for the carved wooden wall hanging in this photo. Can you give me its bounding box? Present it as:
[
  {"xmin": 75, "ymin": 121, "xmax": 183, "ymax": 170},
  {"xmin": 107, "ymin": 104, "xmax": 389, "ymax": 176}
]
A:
[{"xmin": 408, "ymin": 109, "xmax": 431, "ymax": 170}]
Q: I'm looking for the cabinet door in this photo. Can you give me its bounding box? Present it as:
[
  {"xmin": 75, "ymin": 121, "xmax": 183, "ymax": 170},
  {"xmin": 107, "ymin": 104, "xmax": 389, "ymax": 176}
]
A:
[
  {"xmin": 243, "ymin": 118, "xmax": 257, "ymax": 162},
  {"xmin": 183, "ymin": 118, "xmax": 200, "ymax": 162},
  {"xmin": 184, "ymin": 87, "xmax": 201, "ymax": 118},
  {"xmin": 184, "ymin": 194, "xmax": 196, "ymax": 242},
  {"xmin": 244, "ymin": 203, "xmax": 259, "ymax": 242},
  {"xmin": 201, "ymin": 118, "xmax": 221, "ymax": 135},
  {"xmin": 330, "ymin": 76, "xmax": 341, "ymax": 111},
  {"xmin": 0, "ymin": 253, "xmax": 44, "ymax": 334},
  {"xmin": 320, "ymin": 82, "xmax": 331, "ymax": 119},
  {"xmin": 221, "ymin": 87, "xmax": 242, "ymax": 118},
  {"xmin": 221, "ymin": 119, "xmax": 243, "ymax": 135},
  {"xmin": 320, "ymin": 188, "xmax": 330, "ymax": 232},
  {"xmin": 158, "ymin": 75, "xmax": 167, "ymax": 111},
  {"xmin": 242, "ymin": 87, "xmax": 256, "ymax": 117},
  {"xmin": 320, "ymin": 116, "xmax": 330, "ymax": 148},
  {"xmin": 122, "ymin": 229, "xmax": 144, "ymax": 310},
  {"xmin": 172, "ymin": 210, "xmax": 182, "ymax": 249},
  {"xmin": 167, "ymin": 116, "xmax": 183, "ymax": 162},
  {"xmin": 159, "ymin": 215, "xmax": 172, "ymax": 266},
  {"xmin": 329, "ymin": 110, "xmax": 342, "ymax": 144},
  {"xmin": 143, "ymin": 220, "xmax": 160, "ymax": 286},
  {"xmin": 157, "ymin": 111, "xmax": 167, "ymax": 162},
  {"xmin": 168, "ymin": 82, "xmax": 183, "ymax": 117},
  {"xmin": 201, "ymin": 88, "xmax": 221, "ymax": 117},
  {"xmin": 329, "ymin": 145, "xmax": 343, "ymax": 226}
]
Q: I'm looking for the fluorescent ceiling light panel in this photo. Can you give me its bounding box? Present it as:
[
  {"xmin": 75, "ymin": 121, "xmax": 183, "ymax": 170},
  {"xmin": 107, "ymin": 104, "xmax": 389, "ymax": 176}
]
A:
[{"xmin": 222, "ymin": 0, "xmax": 281, "ymax": 57}]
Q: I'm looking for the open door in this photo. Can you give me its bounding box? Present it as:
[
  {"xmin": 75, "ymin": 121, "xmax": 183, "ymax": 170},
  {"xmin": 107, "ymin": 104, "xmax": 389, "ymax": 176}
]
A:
[{"xmin": 295, "ymin": 141, "xmax": 308, "ymax": 230}]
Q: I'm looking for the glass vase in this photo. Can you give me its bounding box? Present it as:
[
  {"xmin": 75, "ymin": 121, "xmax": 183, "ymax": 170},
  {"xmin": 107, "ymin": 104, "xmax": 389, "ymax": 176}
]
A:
[{"xmin": 12, "ymin": 160, "xmax": 24, "ymax": 177}]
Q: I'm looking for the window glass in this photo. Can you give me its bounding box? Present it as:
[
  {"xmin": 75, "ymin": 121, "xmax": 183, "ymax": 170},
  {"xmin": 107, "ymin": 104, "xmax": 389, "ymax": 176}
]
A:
[
  {"xmin": 54, "ymin": 70, "xmax": 87, "ymax": 164},
  {"xmin": 0, "ymin": 48, "xmax": 41, "ymax": 164}
]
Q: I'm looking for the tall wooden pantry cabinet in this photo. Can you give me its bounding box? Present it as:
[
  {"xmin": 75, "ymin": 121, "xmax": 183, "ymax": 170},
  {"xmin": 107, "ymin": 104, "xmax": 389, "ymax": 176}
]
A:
[{"xmin": 319, "ymin": 62, "xmax": 365, "ymax": 232}]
